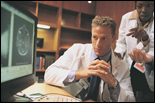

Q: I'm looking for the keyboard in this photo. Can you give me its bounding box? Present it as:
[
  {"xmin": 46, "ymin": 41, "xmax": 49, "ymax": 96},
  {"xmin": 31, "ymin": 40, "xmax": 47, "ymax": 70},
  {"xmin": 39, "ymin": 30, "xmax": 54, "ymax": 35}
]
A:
[{"xmin": 33, "ymin": 95, "xmax": 82, "ymax": 102}]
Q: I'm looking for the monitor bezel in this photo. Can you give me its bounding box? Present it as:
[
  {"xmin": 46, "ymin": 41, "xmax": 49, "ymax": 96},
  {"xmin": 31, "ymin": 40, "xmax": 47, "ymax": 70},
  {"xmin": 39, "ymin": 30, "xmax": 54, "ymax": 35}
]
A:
[{"xmin": 1, "ymin": 1, "xmax": 38, "ymax": 102}]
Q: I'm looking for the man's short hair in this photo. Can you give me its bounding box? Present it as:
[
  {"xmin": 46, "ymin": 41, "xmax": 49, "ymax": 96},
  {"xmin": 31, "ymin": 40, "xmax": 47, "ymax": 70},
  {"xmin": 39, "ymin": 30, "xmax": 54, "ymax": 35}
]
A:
[{"xmin": 91, "ymin": 16, "xmax": 116, "ymax": 36}]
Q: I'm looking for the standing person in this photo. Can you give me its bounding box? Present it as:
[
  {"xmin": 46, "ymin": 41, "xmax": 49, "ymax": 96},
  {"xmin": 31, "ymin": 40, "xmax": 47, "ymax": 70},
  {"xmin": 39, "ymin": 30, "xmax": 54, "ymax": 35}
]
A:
[
  {"xmin": 44, "ymin": 16, "xmax": 135, "ymax": 102},
  {"xmin": 114, "ymin": 1, "xmax": 154, "ymax": 102},
  {"xmin": 114, "ymin": 1, "xmax": 154, "ymax": 69}
]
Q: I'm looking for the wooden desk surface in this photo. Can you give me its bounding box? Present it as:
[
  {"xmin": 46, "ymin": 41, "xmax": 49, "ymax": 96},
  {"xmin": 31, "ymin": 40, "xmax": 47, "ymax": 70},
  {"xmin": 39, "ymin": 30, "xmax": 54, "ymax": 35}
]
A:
[{"xmin": 22, "ymin": 82, "xmax": 73, "ymax": 97}]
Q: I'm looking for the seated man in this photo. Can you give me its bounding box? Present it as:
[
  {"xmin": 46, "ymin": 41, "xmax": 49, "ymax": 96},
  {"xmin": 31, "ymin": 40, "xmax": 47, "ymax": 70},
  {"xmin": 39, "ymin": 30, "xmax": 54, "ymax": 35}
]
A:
[{"xmin": 44, "ymin": 16, "xmax": 136, "ymax": 102}]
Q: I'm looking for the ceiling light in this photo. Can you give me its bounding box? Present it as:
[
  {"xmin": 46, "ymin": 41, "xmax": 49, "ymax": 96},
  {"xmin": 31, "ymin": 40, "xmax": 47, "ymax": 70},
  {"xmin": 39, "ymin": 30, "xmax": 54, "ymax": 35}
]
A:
[{"xmin": 88, "ymin": 1, "xmax": 92, "ymax": 3}]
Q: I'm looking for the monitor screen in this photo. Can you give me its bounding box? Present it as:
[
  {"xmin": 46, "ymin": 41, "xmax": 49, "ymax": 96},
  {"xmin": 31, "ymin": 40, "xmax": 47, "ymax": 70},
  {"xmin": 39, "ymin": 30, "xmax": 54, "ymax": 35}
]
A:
[{"xmin": 1, "ymin": 1, "xmax": 38, "ymax": 102}]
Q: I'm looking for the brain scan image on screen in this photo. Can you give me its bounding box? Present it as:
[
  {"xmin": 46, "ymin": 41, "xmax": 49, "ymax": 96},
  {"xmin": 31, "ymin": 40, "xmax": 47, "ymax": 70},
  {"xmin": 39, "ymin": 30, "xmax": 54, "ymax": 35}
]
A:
[
  {"xmin": 16, "ymin": 25, "xmax": 30, "ymax": 56},
  {"xmin": 12, "ymin": 14, "xmax": 33, "ymax": 66}
]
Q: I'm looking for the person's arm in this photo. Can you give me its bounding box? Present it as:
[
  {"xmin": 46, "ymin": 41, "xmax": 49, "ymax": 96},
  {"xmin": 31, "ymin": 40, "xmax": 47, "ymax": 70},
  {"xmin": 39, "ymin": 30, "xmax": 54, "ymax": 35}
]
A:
[
  {"xmin": 144, "ymin": 54, "xmax": 154, "ymax": 76},
  {"xmin": 114, "ymin": 14, "xmax": 127, "ymax": 58},
  {"xmin": 144, "ymin": 55, "xmax": 154, "ymax": 71},
  {"xmin": 144, "ymin": 55, "xmax": 154, "ymax": 92},
  {"xmin": 44, "ymin": 44, "xmax": 80, "ymax": 87},
  {"xmin": 63, "ymin": 70, "xmax": 77, "ymax": 86},
  {"xmin": 128, "ymin": 48, "xmax": 153, "ymax": 72},
  {"xmin": 108, "ymin": 81, "xmax": 120, "ymax": 102},
  {"xmin": 128, "ymin": 48, "xmax": 152, "ymax": 62},
  {"xmin": 87, "ymin": 59, "xmax": 135, "ymax": 102}
]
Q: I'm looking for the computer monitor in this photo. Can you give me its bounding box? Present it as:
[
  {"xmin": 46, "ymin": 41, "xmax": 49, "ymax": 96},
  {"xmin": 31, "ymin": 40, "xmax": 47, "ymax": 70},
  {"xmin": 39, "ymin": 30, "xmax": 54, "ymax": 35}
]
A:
[{"xmin": 1, "ymin": 1, "xmax": 38, "ymax": 102}]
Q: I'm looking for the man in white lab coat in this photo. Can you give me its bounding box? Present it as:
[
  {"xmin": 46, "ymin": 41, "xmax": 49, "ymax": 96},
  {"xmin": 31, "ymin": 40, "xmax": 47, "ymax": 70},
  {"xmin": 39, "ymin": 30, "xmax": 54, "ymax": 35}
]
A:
[{"xmin": 44, "ymin": 16, "xmax": 136, "ymax": 102}]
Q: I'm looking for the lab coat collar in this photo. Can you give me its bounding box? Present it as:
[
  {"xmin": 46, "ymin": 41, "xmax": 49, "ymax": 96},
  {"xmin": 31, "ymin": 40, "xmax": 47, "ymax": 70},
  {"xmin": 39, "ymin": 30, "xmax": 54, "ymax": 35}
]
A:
[
  {"xmin": 81, "ymin": 45, "xmax": 92, "ymax": 70},
  {"xmin": 110, "ymin": 48, "xmax": 119, "ymax": 76}
]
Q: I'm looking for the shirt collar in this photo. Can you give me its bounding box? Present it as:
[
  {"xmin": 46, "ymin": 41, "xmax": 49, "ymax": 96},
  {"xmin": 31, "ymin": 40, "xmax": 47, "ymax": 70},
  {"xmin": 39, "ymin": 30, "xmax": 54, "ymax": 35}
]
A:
[
  {"xmin": 129, "ymin": 10, "xmax": 154, "ymax": 28},
  {"xmin": 91, "ymin": 48, "xmax": 111, "ymax": 62}
]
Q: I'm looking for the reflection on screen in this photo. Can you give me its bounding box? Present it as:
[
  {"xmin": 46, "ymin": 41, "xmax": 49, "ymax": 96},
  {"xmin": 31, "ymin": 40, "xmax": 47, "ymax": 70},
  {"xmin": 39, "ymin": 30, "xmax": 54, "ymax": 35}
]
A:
[{"xmin": 1, "ymin": 1, "xmax": 35, "ymax": 83}]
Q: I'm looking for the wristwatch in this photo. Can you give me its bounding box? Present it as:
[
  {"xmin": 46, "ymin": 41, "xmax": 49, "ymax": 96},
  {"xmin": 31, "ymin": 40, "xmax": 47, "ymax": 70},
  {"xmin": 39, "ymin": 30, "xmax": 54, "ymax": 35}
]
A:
[
  {"xmin": 141, "ymin": 30, "xmax": 150, "ymax": 47},
  {"xmin": 108, "ymin": 79, "xmax": 119, "ymax": 91}
]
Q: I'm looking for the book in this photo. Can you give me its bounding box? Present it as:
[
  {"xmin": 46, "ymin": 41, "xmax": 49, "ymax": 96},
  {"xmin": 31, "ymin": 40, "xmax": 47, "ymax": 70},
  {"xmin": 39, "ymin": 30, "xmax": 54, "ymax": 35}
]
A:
[
  {"xmin": 40, "ymin": 57, "xmax": 45, "ymax": 69},
  {"xmin": 44, "ymin": 55, "xmax": 55, "ymax": 69},
  {"xmin": 36, "ymin": 57, "xmax": 40, "ymax": 69}
]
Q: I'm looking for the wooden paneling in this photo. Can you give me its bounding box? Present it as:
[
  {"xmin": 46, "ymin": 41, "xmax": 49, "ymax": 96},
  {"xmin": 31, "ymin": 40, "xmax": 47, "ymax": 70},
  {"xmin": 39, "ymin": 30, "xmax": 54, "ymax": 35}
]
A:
[
  {"xmin": 62, "ymin": 1, "xmax": 80, "ymax": 12},
  {"xmin": 60, "ymin": 27, "xmax": 91, "ymax": 49},
  {"xmin": 34, "ymin": 1, "xmax": 61, "ymax": 7},
  {"xmin": 81, "ymin": 13, "xmax": 95, "ymax": 29},
  {"xmin": 61, "ymin": 9, "xmax": 79, "ymax": 27},
  {"xmin": 80, "ymin": 1, "xmax": 96, "ymax": 15},
  {"xmin": 38, "ymin": 4, "xmax": 59, "ymax": 24},
  {"xmin": 96, "ymin": 1, "xmax": 135, "ymax": 50}
]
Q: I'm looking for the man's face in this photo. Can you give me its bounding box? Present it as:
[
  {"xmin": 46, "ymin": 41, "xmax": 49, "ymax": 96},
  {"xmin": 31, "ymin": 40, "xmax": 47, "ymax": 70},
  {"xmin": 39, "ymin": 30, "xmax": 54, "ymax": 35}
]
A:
[
  {"xmin": 136, "ymin": 1, "xmax": 154, "ymax": 22},
  {"xmin": 91, "ymin": 26, "xmax": 116, "ymax": 57}
]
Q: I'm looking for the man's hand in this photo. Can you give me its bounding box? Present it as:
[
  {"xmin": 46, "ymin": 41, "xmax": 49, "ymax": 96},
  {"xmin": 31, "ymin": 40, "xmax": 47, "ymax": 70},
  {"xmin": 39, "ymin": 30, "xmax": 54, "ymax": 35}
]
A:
[
  {"xmin": 126, "ymin": 27, "xmax": 148, "ymax": 40},
  {"xmin": 87, "ymin": 59, "xmax": 115, "ymax": 87},
  {"xmin": 75, "ymin": 59, "xmax": 110, "ymax": 80},
  {"xmin": 128, "ymin": 48, "xmax": 153, "ymax": 63}
]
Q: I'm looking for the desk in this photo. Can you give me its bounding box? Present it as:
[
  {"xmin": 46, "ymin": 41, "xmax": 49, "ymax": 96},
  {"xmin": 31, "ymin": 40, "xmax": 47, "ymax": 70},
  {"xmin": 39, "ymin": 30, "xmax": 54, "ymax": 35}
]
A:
[
  {"xmin": 21, "ymin": 82, "xmax": 94, "ymax": 102},
  {"xmin": 22, "ymin": 82, "xmax": 73, "ymax": 97}
]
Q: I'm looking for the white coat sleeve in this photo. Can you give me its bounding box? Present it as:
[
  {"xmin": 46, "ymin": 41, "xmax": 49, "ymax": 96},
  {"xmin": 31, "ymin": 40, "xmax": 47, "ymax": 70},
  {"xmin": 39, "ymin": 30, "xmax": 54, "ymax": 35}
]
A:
[
  {"xmin": 144, "ymin": 55, "xmax": 154, "ymax": 92},
  {"xmin": 44, "ymin": 44, "xmax": 78, "ymax": 87},
  {"xmin": 114, "ymin": 15, "xmax": 127, "ymax": 57},
  {"xmin": 144, "ymin": 21, "xmax": 154, "ymax": 92},
  {"xmin": 147, "ymin": 21, "xmax": 154, "ymax": 56}
]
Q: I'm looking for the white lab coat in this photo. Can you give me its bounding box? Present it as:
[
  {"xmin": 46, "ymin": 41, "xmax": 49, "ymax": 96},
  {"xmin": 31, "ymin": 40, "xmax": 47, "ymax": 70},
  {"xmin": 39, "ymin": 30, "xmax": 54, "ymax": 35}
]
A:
[
  {"xmin": 114, "ymin": 10, "xmax": 154, "ymax": 91},
  {"xmin": 44, "ymin": 43, "xmax": 136, "ymax": 102}
]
